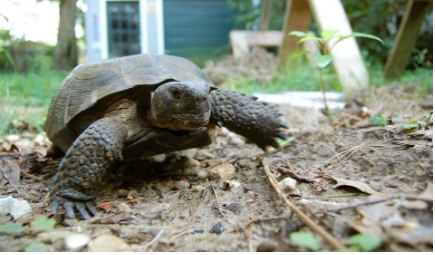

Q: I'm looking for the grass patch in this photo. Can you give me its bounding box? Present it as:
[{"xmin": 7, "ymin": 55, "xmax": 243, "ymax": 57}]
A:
[
  {"xmin": 0, "ymin": 71, "xmax": 67, "ymax": 136},
  {"xmin": 220, "ymin": 61, "xmax": 341, "ymax": 94}
]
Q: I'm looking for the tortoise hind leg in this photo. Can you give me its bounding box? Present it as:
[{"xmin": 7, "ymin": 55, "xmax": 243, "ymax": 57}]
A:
[
  {"xmin": 50, "ymin": 117, "xmax": 127, "ymax": 219},
  {"xmin": 46, "ymin": 144, "xmax": 65, "ymax": 159},
  {"xmin": 209, "ymin": 90, "xmax": 288, "ymax": 151}
]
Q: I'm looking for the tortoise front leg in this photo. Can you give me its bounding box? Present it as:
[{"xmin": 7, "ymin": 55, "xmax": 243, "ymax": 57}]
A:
[
  {"xmin": 209, "ymin": 90, "xmax": 288, "ymax": 151},
  {"xmin": 50, "ymin": 117, "xmax": 127, "ymax": 219}
]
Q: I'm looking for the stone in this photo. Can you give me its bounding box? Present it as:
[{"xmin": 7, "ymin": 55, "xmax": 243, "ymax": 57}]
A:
[
  {"xmin": 209, "ymin": 163, "xmax": 235, "ymax": 179},
  {"xmin": 174, "ymin": 179, "xmax": 190, "ymax": 190},
  {"xmin": 210, "ymin": 222, "xmax": 225, "ymax": 234},
  {"xmin": 65, "ymin": 234, "xmax": 91, "ymax": 250},
  {"xmin": 10, "ymin": 200, "xmax": 32, "ymax": 219},
  {"xmin": 88, "ymin": 234, "xmax": 132, "ymax": 252},
  {"xmin": 0, "ymin": 196, "xmax": 15, "ymax": 216},
  {"xmin": 226, "ymin": 202, "xmax": 243, "ymax": 214},
  {"xmin": 279, "ymin": 177, "xmax": 300, "ymax": 195}
]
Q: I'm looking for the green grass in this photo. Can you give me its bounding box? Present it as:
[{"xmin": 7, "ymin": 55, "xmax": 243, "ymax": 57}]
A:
[
  {"xmin": 0, "ymin": 71, "xmax": 67, "ymax": 136},
  {"xmin": 220, "ymin": 61, "xmax": 341, "ymax": 94},
  {"xmin": 220, "ymin": 59, "xmax": 433, "ymax": 98}
]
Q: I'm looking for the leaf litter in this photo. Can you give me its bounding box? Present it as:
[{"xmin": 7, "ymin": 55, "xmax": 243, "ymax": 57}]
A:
[{"xmin": 0, "ymin": 90, "xmax": 433, "ymax": 252}]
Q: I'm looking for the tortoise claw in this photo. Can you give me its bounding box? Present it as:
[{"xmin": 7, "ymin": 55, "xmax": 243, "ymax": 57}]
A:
[
  {"xmin": 64, "ymin": 202, "xmax": 76, "ymax": 219},
  {"xmin": 51, "ymin": 197, "xmax": 61, "ymax": 214},
  {"xmin": 76, "ymin": 203, "xmax": 91, "ymax": 220},
  {"xmin": 86, "ymin": 202, "xmax": 98, "ymax": 216}
]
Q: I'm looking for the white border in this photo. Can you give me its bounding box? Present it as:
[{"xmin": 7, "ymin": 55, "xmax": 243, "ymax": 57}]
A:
[
  {"xmin": 156, "ymin": 0, "xmax": 165, "ymax": 54},
  {"xmin": 99, "ymin": 0, "xmax": 108, "ymax": 59},
  {"xmin": 139, "ymin": 0, "xmax": 149, "ymax": 54}
]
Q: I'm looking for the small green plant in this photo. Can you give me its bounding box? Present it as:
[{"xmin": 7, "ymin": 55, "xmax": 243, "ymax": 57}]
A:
[
  {"xmin": 290, "ymin": 231, "xmax": 321, "ymax": 251},
  {"xmin": 401, "ymin": 110, "xmax": 433, "ymax": 134},
  {"xmin": 370, "ymin": 114, "xmax": 390, "ymax": 127},
  {"xmin": 24, "ymin": 242, "xmax": 48, "ymax": 252},
  {"xmin": 0, "ymin": 222, "xmax": 24, "ymax": 234},
  {"xmin": 348, "ymin": 233, "xmax": 382, "ymax": 251},
  {"xmin": 289, "ymin": 30, "xmax": 384, "ymax": 129},
  {"xmin": 32, "ymin": 215, "xmax": 56, "ymax": 231}
]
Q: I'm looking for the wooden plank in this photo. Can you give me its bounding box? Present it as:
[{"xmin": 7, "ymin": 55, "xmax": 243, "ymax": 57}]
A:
[
  {"xmin": 260, "ymin": 0, "xmax": 273, "ymax": 31},
  {"xmin": 384, "ymin": 1, "xmax": 432, "ymax": 80},
  {"xmin": 308, "ymin": 0, "xmax": 369, "ymax": 91},
  {"xmin": 230, "ymin": 30, "xmax": 282, "ymax": 58},
  {"xmin": 278, "ymin": 0, "xmax": 312, "ymax": 67}
]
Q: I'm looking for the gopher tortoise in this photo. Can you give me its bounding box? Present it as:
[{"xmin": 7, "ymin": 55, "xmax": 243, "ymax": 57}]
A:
[{"xmin": 44, "ymin": 54, "xmax": 288, "ymax": 219}]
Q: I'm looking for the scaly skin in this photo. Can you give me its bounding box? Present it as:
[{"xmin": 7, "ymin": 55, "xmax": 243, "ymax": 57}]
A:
[
  {"xmin": 209, "ymin": 90, "xmax": 288, "ymax": 150},
  {"xmin": 50, "ymin": 117, "xmax": 127, "ymax": 219}
]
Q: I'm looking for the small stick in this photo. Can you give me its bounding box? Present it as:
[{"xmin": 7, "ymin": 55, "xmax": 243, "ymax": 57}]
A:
[
  {"xmin": 262, "ymin": 160, "xmax": 346, "ymax": 251},
  {"xmin": 138, "ymin": 229, "xmax": 165, "ymax": 250},
  {"xmin": 328, "ymin": 194, "xmax": 433, "ymax": 212},
  {"xmin": 20, "ymin": 168, "xmax": 50, "ymax": 185},
  {"xmin": 245, "ymin": 215, "xmax": 290, "ymax": 226},
  {"xmin": 208, "ymin": 182, "xmax": 225, "ymax": 217}
]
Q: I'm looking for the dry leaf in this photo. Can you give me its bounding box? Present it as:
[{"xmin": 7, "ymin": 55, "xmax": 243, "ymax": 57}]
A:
[
  {"xmin": 332, "ymin": 177, "xmax": 390, "ymax": 197},
  {"xmin": 0, "ymin": 157, "xmax": 21, "ymax": 185},
  {"xmin": 128, "ymin": 197, "xmax": 143, "ymax": 203},
  {"xmin": 98, "ymin": 203, "xmax": 114, "ymax": 213},
  {"xmin": 402, "ymin": 183, "xmax": 433, "ymax": 209},
  {"xmin": 112, "ymin": 202, "xmax": 131, "ymax": 223}
]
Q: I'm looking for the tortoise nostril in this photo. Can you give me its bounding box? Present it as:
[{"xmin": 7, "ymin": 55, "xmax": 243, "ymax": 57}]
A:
[{"xmin": 195, "ymin": 97, "xmax": 207, "ymax": 104}]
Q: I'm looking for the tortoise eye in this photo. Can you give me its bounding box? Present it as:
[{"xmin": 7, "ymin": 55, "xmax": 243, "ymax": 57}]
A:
[{"xmin": 170, "ymin": 87, "xmax": 182, "ymax": 99}]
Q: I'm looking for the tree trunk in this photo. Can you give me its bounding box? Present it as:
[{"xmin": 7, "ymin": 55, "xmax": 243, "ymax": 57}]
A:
[{"xmin": 54, "ymin": 0, "xmax": 78, "ymax": 70}]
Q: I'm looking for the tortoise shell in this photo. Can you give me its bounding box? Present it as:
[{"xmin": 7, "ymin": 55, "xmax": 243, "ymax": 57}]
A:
[{"xmin": 44, "ymin": 54, "xmax": 215, "ymax": 151}]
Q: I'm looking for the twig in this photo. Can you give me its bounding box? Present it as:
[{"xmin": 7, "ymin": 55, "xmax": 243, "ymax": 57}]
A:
[
  {"xmin": 208, "ymin": 182, "xmax": 225, "ymax": 217},
  {"xmin": 328, "ymin": 194, "xmax": 433, "ymax": 212},
  {"xmin": 319, "ymin": 69, "xmax": 337, "ymax": 130},
  {"xmin": 138, "ymin": 229, "xmax": 165, "ymax": 250},
  {"xmin": 20, "ymin": 168, "xmax": 50, "ymax": 185},
  {"xmin": 262, "ymin": 160, "xmax": 346, "ymax": 251},
  {"xmin": 245, "ymin": 215, "xmax": 290, "ymax": 226}
]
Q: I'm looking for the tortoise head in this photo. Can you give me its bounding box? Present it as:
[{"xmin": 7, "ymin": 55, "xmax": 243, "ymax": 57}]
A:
[{"xmin": 147, "ymin": 81, "xmax": 213, "ymax": 130}]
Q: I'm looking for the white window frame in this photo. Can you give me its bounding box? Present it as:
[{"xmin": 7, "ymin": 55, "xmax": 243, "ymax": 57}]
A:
[{"xmin": 99, "ymin": 0, "xmax": 164, "ymax": 59}]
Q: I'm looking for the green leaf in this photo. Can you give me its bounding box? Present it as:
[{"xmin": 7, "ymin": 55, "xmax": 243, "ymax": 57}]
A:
[
  {"xmin": 288, "ymin": 31, "xmax": 306, "ymax": 37},
  {"xmin": 277, "ymin": 136, "xmax": 294, "ymax": 147},
  {"xmin": 348, "ymin": 234, "xmax": 381, "ymax": 252},
  {"xmin": 24, "ymin": 242, "xmax": 48, "ymax": 252},
  {"xmin": 298, "ymin": 34, "xmax": 322, "ymax": 44},
  {"xmin": 313, "ymin": 55, "xmax": 333, "ymax": 69},
  {"xmin": 290, "ymin": 231, "xmax": 320, "ymax": 251},
  {"xmin": 1, "ymin": 222, "xmax": 24, "ymax": 234},
  {"xmin": 333, "ymin": 32, "xmax": 384, "ymax": 48},
  {"xmin": 33, "ymin": 216, "xmax": 56, "ymax": 231},
  {"xmin": 291, "ymin": 50, "xmax": 311, "ymax": 59},
  {"xmin": 401, "ymin": 121, "xmax": 419, "ymax": 130},
  {"xmin": 370, "ymin": 114, "xmax": 389, "ymax": 126},
  {"xmin": 328, "ymin": 81, "xmax": 343, "ymax": 91},
  {"xmin": 321, "ymin": 29, "xmax": 338, "ymax": 41}
]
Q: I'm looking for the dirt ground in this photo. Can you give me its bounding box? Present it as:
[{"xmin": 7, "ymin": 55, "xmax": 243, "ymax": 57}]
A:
[{"xmin": 0, "ymin": 90, "xmax": 433, "ymax": 252}]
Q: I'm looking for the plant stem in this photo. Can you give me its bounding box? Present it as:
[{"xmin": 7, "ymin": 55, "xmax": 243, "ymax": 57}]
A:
[{"xmin": 319, "ymin": 69, "xmax": 336, "ymax": 130}]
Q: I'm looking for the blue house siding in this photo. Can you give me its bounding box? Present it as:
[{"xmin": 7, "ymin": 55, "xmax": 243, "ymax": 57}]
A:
[{"xmin": 163, "ymin": 0, "xmax": 236, "ymax": 66}]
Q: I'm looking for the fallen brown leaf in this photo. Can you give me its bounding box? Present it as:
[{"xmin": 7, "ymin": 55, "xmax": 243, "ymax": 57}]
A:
[
  {"xmin": 0, "ymin": 157, "xmax": 21, "ymax": 185},
  {"xmin": 128, "ymin": 197, "xmax": 143, "ymax": 203},
  {"xmin": 332, "ymin": 177, "xmax": 390, "ymax": 197},
  {"xmin": 99, "ymin": 203, "xmax": 114, "ymax": 213}
]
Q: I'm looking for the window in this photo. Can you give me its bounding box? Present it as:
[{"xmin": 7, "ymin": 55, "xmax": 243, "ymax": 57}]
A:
[{"xmin": 107, "ymin": 1, "xmax": 141, "ymax": 58}]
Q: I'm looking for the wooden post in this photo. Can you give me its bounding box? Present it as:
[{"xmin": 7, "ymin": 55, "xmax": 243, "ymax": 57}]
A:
[
  {"xmin": 278, "ymin": 0, "xmax": 312, "ymax": 68},
  {"xmin": 260, "ymin": 0, "xmax": 273, "ymax": 31},
  {"xmin": 308, "ymin": 0, "xmax": 369, "ymax": 91},
  {"xmin": 383, "ymin": 0, "xmax": 432, "ymax": 80}
]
